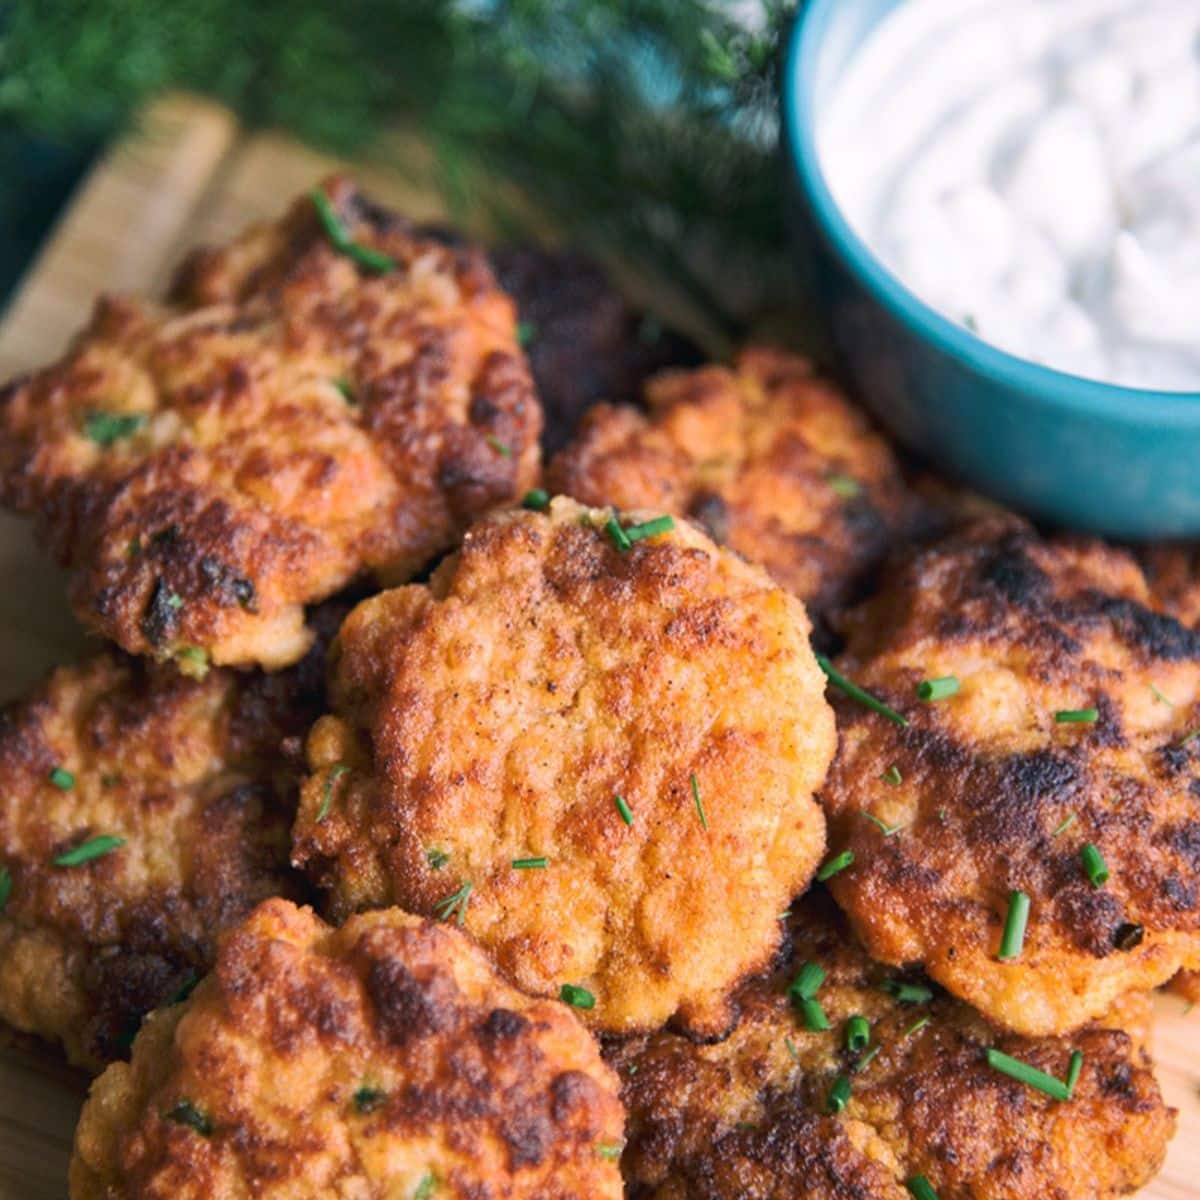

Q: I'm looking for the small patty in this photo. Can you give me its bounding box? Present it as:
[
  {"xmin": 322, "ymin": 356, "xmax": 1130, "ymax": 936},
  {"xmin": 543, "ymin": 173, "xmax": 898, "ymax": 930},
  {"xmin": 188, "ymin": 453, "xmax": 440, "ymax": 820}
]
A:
[
  {"xmin": 292, "ymin": 496, "xmax": 834, "ymax": 1036},
  {"xmin": 821, "ymin": 515, "xmax": 1200, "ymax": 1035},
  {"xmin": 0, "ymin": 627, "xmax": 332, "ymax": 1071},
  {"xmin": 0, "ymin": 176, "xmax": 540, "ymax": 671},
  {"xmin": 608, "ymin": 897, "xmax": 1173, "ymax": 1200},
  {"xmin": 546, "ymin": 346, "xmax": 926, "ymax": 623},
  {"xmin": 70, "ymin": 899, "xmax": 625, "ymax": 1200}
]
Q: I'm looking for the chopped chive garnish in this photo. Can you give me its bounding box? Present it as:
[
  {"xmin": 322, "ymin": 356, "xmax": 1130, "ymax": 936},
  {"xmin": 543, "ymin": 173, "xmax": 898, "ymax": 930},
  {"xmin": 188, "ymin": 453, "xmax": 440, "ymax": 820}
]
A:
[
  {"xmin": 1052, "ymin": 813, "xmax": 1077, "ymax": 836},
  {"xmin": 903, "ymin": 1014, "xmax": 931, "ymax": 1038},
  {"xmin": 797, "ymin": 997, "xmax": 830, "ymax": 1032},
  {"xmin": 1114, "ymin": 922, "xmax": 1144, "ymax": 951},
  {"xmin": 413, "ymin": 1173, "xmax": 437, "ymax": 1200},
  {"xmin": 164, "ymin": 1100, "xmax": 212, "ymax": 1136},
  {"xmin": 1055, "ymin": 708, "xmax": 1098, "ymax": 724},
  {"xmin": 0, "ymin": 867, "xmax": 10, "ymax": 912},
  {"xmin": 169, "ymin": 973, "xmax": 199, "ymax": 1005},
  {"xmin": 1176, "ymin": 728, "xmax": 1200, "ymax": 748},
  {"xmin": 522, "ymin": 488, "xmax": 550, "ymax": 512},
  {"xmin": 998, "ymin": 890, "xmax": 1030, "ymax": 961},
  {"xmin": 690, "ymin": 773, "xmax": 708, "ymax": 830},
  {"xmin": 486, "ymin": 435, "xmax": 512, "ymax": 458},
  {"xmin": 815, "ymin": 655, "xmax": 908, "ymax": 727},
  {"xmin": 907, "ymin": 1176, "xmax": 940, "ymax": 1200},
  {"xmin": 1065, "ymin": 1049, "xmax": 1083, "ymax": 1096},
  {"xmin": 986, "ymin": 1048, "xmax": 1073, "ymax": 1100},
  {"xmin": 881, "ymin": 765, "xmax": 903, "ymax": 786},
  {"xmin": 84, "ymin": 410, "xmax": 146, "ymax": 446},
  {"xmin": 845, "ymin": 1015, "xmax": 870, "ymax": 1052},
  {"xmin": 353, "ymin": 1087, "xmax": 387, "ymax": 1113},
  {"xmin": 316, "ymin": 763, "xmax": 349, "ymax": 822},
  {"xmin": 828, "ymin": 474, "xmax": 861, "ymax": 499},
  {"xmin": 1081, "ymin": 843, "xmax": 1108, "ymax": 887},
  {"xmin": 512, "ymin": 856, "xmax": 548, "ymax": 869},
  {"xmin": 309, "ymin": 188, "xmax": 396, "ymax": 273},
  {"xmin": 596, "ymin": 1142, "xmax": 623, "ymax": 1161},
  {"xmin": 817, "ymin": 850, "xmax": 854, "ymax": 881},
  {"xmin": 1150, "ymin": 684, "xmax": 1175, "ymax": 707},
  {"xmin": 603, "ymin": 515, "xmax": 632, "ymax": 551},
  {"xmin": 788, "ymin": 961, "xmax": 826, "ymax": 1001},
  {"xmin": 614, "ymin": 794, "xmax": 634, "ymax": 825},
  {"xmin": 54, "ymin": 835, "xmax": 125, "ymax": 867},
  {"xmin": 333, "ymin": 378, "xmax": 356, "ymax": 403},
  {"xmin": 177, "ymin": 646, "xmax": 209, "ymax": 672},
  {"xmin": 164, "ymin": 590, "xmax": 185, "ymax": 612},
  {"xmin": 49, "ymin": 767, "xmax": 74, "ymax": 790},
  {"xmin": 427, "ymin": 848, "xmax": 450, "ymax": 870},
  {"xmin": 623, "ymin": 515, "xmax": 676, "ymax": 543},
  {"xmin": 560, "ymin": 983, "xmax": 595, "ymax": 1010},
  {"xmin": 855, "ymin": 1044, "xmax": 881, "ymax": 1073},
  {"xmin": 785, "ymin": 1036, "xmax": 799, "ymax": 1061},
  {"xmin": 516, "ymin": 320, "xmax": 537, "ymax": 347},
  {"xmin": 881, "ymin": 978, "xmax": 932, "ymax": 1004},
  {"xmin": 916, "ymin": 676, "xmax": 960, "ymax": 702},
  {"xmin": 864, "ymin": 813, "xmax": 907, "ymax": 837},
  {"xmin": 826, "ymin": 1073, "xmax": 852, "ymax": 1114},
  {"xmin": 433, "ymin": 881, "xmax": 473, "ymax": 926}
]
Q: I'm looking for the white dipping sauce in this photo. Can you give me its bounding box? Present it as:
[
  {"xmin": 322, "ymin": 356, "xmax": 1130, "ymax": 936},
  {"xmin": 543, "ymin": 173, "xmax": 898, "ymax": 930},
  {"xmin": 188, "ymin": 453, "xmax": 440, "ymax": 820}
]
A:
[{"xmin": 818, "ymin": 0, "xmax": 1200, "ymax": 391}]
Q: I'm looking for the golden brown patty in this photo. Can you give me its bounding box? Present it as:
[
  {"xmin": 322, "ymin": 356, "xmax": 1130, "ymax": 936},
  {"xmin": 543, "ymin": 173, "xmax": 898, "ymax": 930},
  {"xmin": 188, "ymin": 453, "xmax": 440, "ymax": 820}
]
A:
[
  {"xmin": 0, "ymin": 632, "xmax": 330, "ymax": 1071},
  {"xmin": 608, "ymin": 898, "xmax": 1173, "ymax": 1200},
  {"xmin": 0, "ymin": 177, "xmax": 540, "ymax": 671},
  {"xmin": 821, "ymin": 516, "xmax": 1200, "ymax": 1036},
  {"xmin": 70, "ymin": 899, "xmax": 625, "ymax": 1200},
  {"xmin": 546, "ymin": 347, "xmax": 925, "ymax": 622},
  {"xmin": 1139, "ymin": 543, "xmax": 1200, "ymax": 630},
  {"xmin": 293, "ymin": 496, "xmax": 835, "ymax": 1036}
]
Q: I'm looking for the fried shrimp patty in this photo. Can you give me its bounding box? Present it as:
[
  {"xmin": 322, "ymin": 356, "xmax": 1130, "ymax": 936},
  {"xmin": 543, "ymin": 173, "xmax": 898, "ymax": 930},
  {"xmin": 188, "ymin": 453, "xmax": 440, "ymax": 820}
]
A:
[
  {"xmin": 70, "ymin": 899, "xmax": 625, "ymax": 1200},
  {"xmin": 293, "ymin": 496, "xmax": 835, "ymax": 1036},
  {"xmin": 0, "ymin": 177, "xmax": 539, "ymax": 671},
  {"xmin": 607, "ymin": 898, "xmax": 1173, "ymax": 1200},
  {"xmin": 0, "ymin": 638, "xmax": 328, "ymax": 1071},
  {"xmin": 821, "ymin": 516, "xmax": 1200, "ymax": 1036},
  {"xmin": 546, "ymin": 347, "xmax": 925, "ymax": 621}
]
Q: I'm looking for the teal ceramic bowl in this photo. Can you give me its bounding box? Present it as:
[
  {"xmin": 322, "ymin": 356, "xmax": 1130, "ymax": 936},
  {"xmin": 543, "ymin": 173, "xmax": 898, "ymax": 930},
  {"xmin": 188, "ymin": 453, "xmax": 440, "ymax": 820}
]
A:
[{"xmin": 782, "ymin": 0, "xmax": 1200, "ymax": 539}]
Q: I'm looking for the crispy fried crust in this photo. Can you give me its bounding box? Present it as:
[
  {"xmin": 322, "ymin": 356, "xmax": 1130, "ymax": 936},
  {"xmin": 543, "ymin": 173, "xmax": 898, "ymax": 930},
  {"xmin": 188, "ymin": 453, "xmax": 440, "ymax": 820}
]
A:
[
  {"xmin": 292, "ymin": 496, "xmax": 834, "ymax": 1036},
  {"xmin": 1139, "ymin": 543, "xmax": 1200, "ymax": 630},
  {"xmin": 0, "ymin": 177, "xmax": 540, "ymax": 670},
  {"xmin": 0, "ymin": 634, "xmax": 330, "ymax": 1071},
  {"xmin": 608, "ymin": 898, "xmax": 1174, "ymax": 1200},
  {"xmin": 488, "ymin": 245, "xmax": 701, "ymax": 454},
  {"xmin": 822, "ymin": 516, "xmax": 1200, "ymax": 1035},
  {"xmin": 546, "ymin": 347, "xmax": 925, "ymax": 621},
  {"xmin": 70, "ymin": 899, "xmax": 624, "ymax": 1200}
]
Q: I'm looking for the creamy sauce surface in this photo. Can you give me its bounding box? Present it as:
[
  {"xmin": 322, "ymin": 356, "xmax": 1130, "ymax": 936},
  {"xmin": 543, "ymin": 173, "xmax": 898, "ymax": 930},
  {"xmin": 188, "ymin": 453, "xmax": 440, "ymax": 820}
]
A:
[{"xmin": 819, "ymin": 0, "xmax": 1200, "ymax": 391}]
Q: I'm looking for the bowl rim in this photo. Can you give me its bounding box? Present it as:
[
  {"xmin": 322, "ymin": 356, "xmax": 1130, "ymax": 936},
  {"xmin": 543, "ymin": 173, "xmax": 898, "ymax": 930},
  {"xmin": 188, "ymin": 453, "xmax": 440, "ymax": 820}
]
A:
[{"xmin": 781, "ymin": 0, "xmax": 1200, "ymax": 418}]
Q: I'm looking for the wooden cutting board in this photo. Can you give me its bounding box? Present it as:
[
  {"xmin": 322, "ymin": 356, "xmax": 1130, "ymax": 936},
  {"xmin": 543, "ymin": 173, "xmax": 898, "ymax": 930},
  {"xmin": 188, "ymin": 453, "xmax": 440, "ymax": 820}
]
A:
[{"xmin": 0, "ymin": 93, "xmax": 1195, "ymax": 1200}]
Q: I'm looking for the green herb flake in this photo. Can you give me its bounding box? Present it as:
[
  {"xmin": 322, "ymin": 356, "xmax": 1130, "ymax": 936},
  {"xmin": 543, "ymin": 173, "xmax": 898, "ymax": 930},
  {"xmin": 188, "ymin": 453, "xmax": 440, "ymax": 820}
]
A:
[
  {"xmin": 997, "ymin": 890, "xmax": 1030, "ymax": 961},
  {"xmin": 309, "ymin": 188, "xmax": 396, "ymax": 273},
  {"xmin": 353, "ymin": 1087, "xmax": 387, "ymax": 1114},
  {"xmin": 486, "ymin": 434, "xmax": 512, "ymax": 457},
  {"xmin": 433, "ymin": 881, "xmax": 473, "ymax": 926},
  {"xmin": 427, "ymin": 848, "xmax": 450, "ymax": 870},
  {"xmin": 560, "ymin": 983, "xmax": 595, "ymax": 1010},
  {"xmin": 845, "ymin": 1014, "xmax": 870, "ymax": 1053},
  {"xmin": 164, "ymin": 1100, "xmax": 213, "ymax": 1136},
  {"xmin": 413, "ymin": 1173, "xmax": 437, "ymax": 1200},
  {"xmin": 907, "ymin": 1176, "xmax": 940, "ymax": 1200},
  {"xmin": 177, "ymin": 646, "xmax": 209, "ymax": 671},
  {"xmin": 828, "ymin": 473, "xmax": 861, "ymax": 499},
  {"xmin": 1150, "ymin": 684, "xmax": 1176, "ymax": 707},
  {"xmin": 316, "ymin": 763, "xmax": 349, "ymax": 822},
  {"xmin": 881, "ymin": 765, "xmax": 903, "ymax": 786},
  {"xmin": 512, "ymin": 856, "xmax": 548, "ymax": 869},
  {"xmin": 796, "ymin": 996, "xmax": 830, "ymax": 1032},
  {"xmin": 784, "ymin": 1036, "xmax": 799, "ymax": 1061},
  {"xmin": 623, "ymin": 514, "xmax": 675, "ymax": 543},
  {"xmin": 903, "ymin": 1014, "xmax": 931, "ymax": 1038},
  {"xmin": 522, "ymin": 488, "xmax": 550, "ymax": 512},
  {"xmin": 49, "ymin": 766, "xmax": 74, "ymax": 791},
  {"xmin": 53, "ymin": 835, "xmax": 125, "ymax": 867},
  {"xmin": 516, "ymin": 320, "xmax": 537, "ymax": 347},
  {"xmin": 1176, "ymin": 727, "xmax": 1200, "ymax": 749},
  {"xmin": 1065, "ymin": 1049, "xmax": 1084, "ymax": 1097},
  {"xmin": 603, "ymin": 515, "xmax": 633, "ymax": 551},
  {"xmin": 985, "ymin": 1047, "xmax": 1072, "ymax": 1101},
  {"xmin": 84, "ymin": 410, "xmax": 146, "ymax": 446},
  {"xmin": 817, "ymin": 849, "xmax": 854, "ymax": 882},
  {"xmin": 690, "ymin": 773, "xmax": 708, "ymax": 830},
  {"xmin": 0, "ymin": 867, "xmax": 11, "ymax": 913},
  {"xmin": 1052, "ymin": 813, "xmax": 1077, "ymax": 836},
  {"xmin": 596, "ymin": 1142, "xmax": 623, "ymax": 1161},
  {"xmin": 917, "ymin": 676, "xmax": 960, "ymax": 702},
  {"xmin": 788, "ymin": 961, "xmax": 826, "ymax": 1001},
  {"xmin": 815, "ymin": 655, "xmax": 909, "ymax": 727},
  {"xmin": 1081, "ymin": 843, "xmax": 1109, "ymax": 888},
  {"xmin": 614, "ymin": 794, "xmax": 634, "ymax": 826},
  {"xmin": 881, "ymin": 978, "xmax": 932, "ymax": 1005},
  {"xmin": 864, "ymin": 813, "xmax": 907, "ymax": 838},
  {"xmin": 333, "ymin": 377, "xmax": 356, "ymax": 403},
  {"xmin": 826, "ymin": 1072, "xmax": 852, "ymax": 1114},
  {"xmin": 1054, "ymin": 707, "xmax": 1098, "ymax": 724}
]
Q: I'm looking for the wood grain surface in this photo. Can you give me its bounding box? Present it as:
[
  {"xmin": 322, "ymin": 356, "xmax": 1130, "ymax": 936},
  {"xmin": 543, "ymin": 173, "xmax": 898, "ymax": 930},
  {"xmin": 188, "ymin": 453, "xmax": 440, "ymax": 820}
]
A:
[{"xmin": 0, "ymin": 93, "xmax": 1194, "ymax": 1200}]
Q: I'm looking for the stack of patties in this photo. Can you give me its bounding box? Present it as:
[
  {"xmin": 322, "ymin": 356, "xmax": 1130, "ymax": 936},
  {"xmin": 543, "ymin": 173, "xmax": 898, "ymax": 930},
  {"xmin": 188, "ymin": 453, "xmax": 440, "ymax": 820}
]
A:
[{"xmin": 0, "ymin": 179, "xmax": 1186, "ymax": 1200}]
